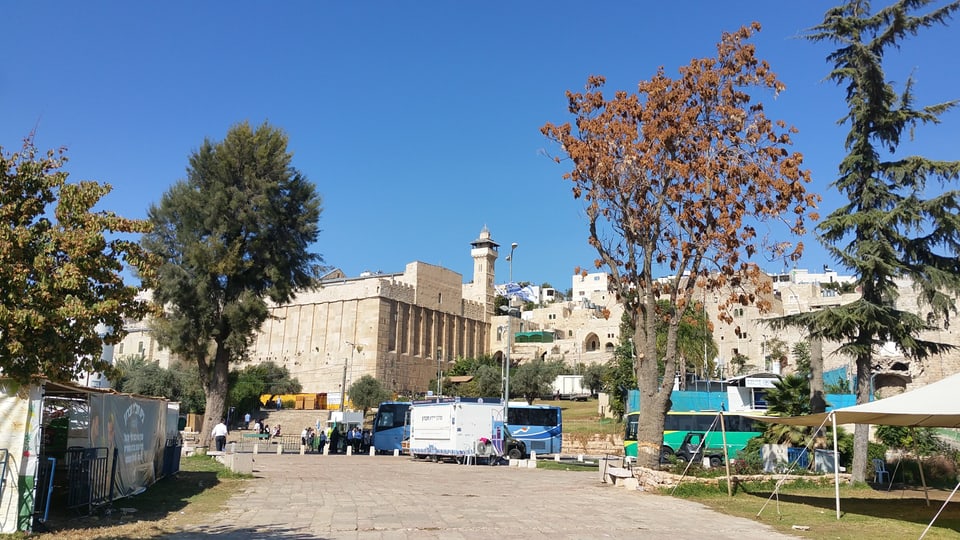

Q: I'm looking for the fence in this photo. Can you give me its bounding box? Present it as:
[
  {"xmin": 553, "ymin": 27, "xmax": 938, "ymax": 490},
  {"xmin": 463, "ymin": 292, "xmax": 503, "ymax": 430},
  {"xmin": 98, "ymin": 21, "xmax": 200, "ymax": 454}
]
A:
[
  {"xmin": 233, "ymin": 434, "xmax": 314, "ymax": 454},
  {"xmin": 0, "ymin": 449, "xmax": 7, "ymax": 501},
  {"xmin": 33, "ymin": 457, "xmax": 56, "ymax": 524},
  {"xmin": 65, "ymin": 447, "xmax": 117, "ymax": 516}
]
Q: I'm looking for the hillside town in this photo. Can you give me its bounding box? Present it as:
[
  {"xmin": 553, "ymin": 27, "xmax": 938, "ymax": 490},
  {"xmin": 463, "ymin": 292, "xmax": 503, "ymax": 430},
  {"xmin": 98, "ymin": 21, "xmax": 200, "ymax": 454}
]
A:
[{"xmin": 110, "ymin": 227, "xmax": 960, "ymax": 401}]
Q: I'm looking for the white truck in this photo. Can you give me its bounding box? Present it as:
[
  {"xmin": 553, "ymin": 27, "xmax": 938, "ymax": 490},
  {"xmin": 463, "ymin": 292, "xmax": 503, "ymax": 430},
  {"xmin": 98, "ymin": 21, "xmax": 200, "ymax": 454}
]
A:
[
  {"xmin": 551, "ymin": 375, "xmax": 590, "ymax": 401},
  {"xmin": 408, "ymin": 398, "xmax": 526, "ymax": 463}
]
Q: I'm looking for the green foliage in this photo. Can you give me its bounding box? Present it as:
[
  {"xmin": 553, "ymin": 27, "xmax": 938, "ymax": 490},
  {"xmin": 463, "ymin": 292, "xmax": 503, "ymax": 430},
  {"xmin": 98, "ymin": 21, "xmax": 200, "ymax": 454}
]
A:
[
  {"xmin": 602, "ymin": 312, "xmax": 637, "ymax": 420},
  {"xmin": 792, "ymin": 341, "xmax": 811, "ymax": 378},
  {"xmin": 228, "ymin": 361, "xmax": 301, "ymax": 416},
  {"xmin": 348, "ymin": 374, "xmax": 392, "ymax": 415},
  {"xmin": 0, "ymin": 139, "xmax": 154, "ymax": 383},
  {"xmin": 510, "ymin": 359, "xmax": 563, "ymax": 404},
  {"xmin": 141, "ymin": 121, "xmax": 323, "ymax": 438},
  {"xmin": 454, "ymin": 364, "xmax": 502, "ymax": 398},
  {"xmin": 113, "ymin": 358, "xmax": 207, "ymax": 413},
  {"xmin": 763, "ymin": 374, "xmax": 815, "ymax": 446},
  {"xmin": 874, "ymin": 426, "xmax": 946, "ymax": 455},
  {"xmin": 825, "ymin": 376, "xmax": 852, "ymax": 394},
  {"xmin": 773, "ymin": 0, "xmax": 960, "ymax": 481},
  {"xmin": 581, "ymin": 363, "xmax": 604, "ymax": 395},
  {"xmin": 447, "ymin": 355, "xmax": 497, "ymax": 376},
  {"xmin": 655, "ymin": 299, "xmax": 718, "ymax": 381}
]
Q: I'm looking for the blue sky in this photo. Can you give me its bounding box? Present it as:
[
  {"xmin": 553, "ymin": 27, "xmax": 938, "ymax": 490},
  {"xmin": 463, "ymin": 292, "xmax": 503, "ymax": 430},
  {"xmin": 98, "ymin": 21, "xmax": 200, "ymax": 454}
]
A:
[{"xmin": 4, "ymin": 2, "xmax": 958, "ymax": 292}]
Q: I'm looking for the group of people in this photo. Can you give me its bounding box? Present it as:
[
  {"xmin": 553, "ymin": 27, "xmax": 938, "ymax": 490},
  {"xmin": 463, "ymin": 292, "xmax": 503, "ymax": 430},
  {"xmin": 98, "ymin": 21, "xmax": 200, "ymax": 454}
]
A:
[
  {"xmin": 251, "ymin": 418, "xmax": 281, "ymax": 438},
  {"xmin": 301, "ymin": 424, "xmax": 371, "ymax": 454}
]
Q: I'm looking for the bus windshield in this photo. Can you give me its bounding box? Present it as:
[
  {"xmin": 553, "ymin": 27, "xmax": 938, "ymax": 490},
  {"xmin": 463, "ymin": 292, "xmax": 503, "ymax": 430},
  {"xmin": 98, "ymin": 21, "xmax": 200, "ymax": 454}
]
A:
[{"xmin": 505, "ymin": 405, "xmax": 562, "ymax": 455}]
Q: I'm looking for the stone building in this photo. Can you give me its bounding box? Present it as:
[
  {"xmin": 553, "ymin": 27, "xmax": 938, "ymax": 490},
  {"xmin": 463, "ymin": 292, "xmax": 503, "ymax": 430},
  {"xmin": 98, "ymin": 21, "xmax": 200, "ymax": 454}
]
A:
[{"xmin": 240, "ymin": 227, "xmax": 501, "ymax": 396}]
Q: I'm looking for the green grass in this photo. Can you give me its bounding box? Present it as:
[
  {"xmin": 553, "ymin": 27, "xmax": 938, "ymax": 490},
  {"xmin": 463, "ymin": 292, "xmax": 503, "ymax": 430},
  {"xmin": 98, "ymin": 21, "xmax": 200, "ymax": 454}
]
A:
[
  {"xmin": 535, "ymin": 459, "xmax": 598, "ymax": 472},
  {"xmin": 669, "ymin": 478, "xmax": 960, "ymax": 539}
]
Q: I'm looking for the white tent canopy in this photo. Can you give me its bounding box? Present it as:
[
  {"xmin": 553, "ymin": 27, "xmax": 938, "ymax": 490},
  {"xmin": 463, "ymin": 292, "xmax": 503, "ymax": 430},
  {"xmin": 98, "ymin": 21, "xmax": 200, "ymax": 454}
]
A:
[
  {"xmin": 749, "ymin": 371, "xmax": 960, "ymax": 533},
  {"xmin": 758, "ymin": 372, "xmax": 960, "ymax": 428}
]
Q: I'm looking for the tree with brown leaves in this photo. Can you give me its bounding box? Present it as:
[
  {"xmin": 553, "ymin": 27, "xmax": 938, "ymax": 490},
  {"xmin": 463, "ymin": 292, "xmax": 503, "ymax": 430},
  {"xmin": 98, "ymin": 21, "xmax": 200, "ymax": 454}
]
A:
[{"xmin": 541, "ymin": 23, "xmax": 819, "ymax": 468}]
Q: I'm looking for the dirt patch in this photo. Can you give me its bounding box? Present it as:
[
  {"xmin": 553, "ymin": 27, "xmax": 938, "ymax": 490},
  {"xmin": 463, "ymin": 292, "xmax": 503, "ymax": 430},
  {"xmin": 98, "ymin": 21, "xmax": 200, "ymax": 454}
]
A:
[{"xmin": 30, "ymin": 470, "xmax": 243, "ymax": 540}]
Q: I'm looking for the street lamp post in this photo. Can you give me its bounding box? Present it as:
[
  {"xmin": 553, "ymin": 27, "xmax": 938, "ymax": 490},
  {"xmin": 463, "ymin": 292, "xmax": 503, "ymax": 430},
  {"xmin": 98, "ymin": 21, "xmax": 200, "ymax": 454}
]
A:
[
  {"xmin": 503, "ymin": 242, "xmax": 518, "ymax": 421},
  {"xmin": 437, "ymin": 347, "xmax": 442, "ymax": 396},
  {"xmin": 343, "ymin": 341, "xmax": 357, "ymax": 411}
]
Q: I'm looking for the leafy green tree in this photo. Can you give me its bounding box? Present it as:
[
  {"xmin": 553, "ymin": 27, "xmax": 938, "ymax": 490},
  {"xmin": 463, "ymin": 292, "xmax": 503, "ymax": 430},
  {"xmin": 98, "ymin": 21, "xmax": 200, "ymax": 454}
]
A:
[
  {"xmin": 581, "ymin": 363, "xmax": 605, "ymax": 396},
  {"xmin": 172, "ymin": 361, "xmax": 207, "ymax": 414},
  {"xmin": 792, "ymin": 341, "xmax": 812, "ymax": 378},
  {"xmin": 764, "ymin": 374, "xmax": 816, "ymax": 446},
  {"xmin": 603, "ymin": 312, "xmax": 638, "ymax": 420},
  {"xmin": 776, "ymin": 0, "xmax": 960, "ymax": 482},
  {"xmin": 348, "ymin": 374, "xmax": 392, "ymax": 416},
  {"xmin": 113, "ymin": 357, "xmax": 207, "ymax": 413},
  {"xmin": 542, "ymin": 25, "xmax": 817, "ymax": 467},
  {"xmin": 456, "ymin": 364, "xmax": 503, "ymax": 398},
  {"xmin": 510, "ymin": 359, "xmax": 562, "ymax": 404},
  {"xmin": 142, "ymin": 121, "xmax": 322, "ymax": 445},
  {"xmin": 0, "ymin": 139, "xmax": 153, "ymax": 383},
  {"xmin": 116, "ymin": 361, "xmax": 177, "ymax": 398},
  {"xmin": 228, "ymin": 361, "xmax": 301, "ymax": 417},
  {"xmin": 875, "ymin": 425, "xmax": 945, "ymax": 456},
  {"xmin": 656, "ymin": 300, "xmax": 717, "ymax": 387}
]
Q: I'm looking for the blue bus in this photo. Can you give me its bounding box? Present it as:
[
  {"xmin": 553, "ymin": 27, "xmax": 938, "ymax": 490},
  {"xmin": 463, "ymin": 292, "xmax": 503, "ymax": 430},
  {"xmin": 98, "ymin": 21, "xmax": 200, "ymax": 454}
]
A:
[
  {"xmin": 506, "ymin": 404, "xmax": 562, "ymax": 456},
  {"xmin": 372, "ymin": 401, "xmax": 411, "ymax": 454}
]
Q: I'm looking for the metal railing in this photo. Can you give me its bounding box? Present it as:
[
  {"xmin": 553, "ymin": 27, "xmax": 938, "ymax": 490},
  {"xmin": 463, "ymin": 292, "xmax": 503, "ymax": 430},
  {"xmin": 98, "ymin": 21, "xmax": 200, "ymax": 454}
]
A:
[
  {"xmin": 0, "ymin": 448, "xmax": 7, "ymax": 501},
  {"xmin": 33, "ymin": 457, "xmax": 56, "ymax": 524},
  {"xmin": 65, "ymin": 447, "xmax": 117, "ymax": 515}
]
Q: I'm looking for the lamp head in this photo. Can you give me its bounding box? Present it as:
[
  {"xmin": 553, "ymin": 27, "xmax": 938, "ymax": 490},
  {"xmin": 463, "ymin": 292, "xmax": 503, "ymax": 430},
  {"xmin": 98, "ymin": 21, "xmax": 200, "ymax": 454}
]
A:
[{"xmin": 511, "ymin": 242, "xmax": 518, "ymax": 249}]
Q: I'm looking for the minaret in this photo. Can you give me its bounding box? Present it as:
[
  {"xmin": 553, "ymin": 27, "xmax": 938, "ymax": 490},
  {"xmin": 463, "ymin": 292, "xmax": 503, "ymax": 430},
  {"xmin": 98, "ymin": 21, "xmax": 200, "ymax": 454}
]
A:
[{"xmin": 468, "ymin": 227, "xmax": 499, "ymax": 313}]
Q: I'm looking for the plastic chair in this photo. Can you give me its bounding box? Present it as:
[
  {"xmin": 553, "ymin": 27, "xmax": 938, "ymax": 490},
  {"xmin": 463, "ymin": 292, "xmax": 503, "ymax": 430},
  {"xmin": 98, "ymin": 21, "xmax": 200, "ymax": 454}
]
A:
[{"xmin": 872, "ymin": 458, "xmax": 890, "ymax": 484}]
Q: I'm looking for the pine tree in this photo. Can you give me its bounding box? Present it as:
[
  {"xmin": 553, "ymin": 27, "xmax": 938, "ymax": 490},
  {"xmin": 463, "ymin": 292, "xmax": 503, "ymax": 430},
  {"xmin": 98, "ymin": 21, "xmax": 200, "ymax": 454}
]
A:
[{"xmin": 776, "ymin": 0, "xmax": 960, "ymax": 482}]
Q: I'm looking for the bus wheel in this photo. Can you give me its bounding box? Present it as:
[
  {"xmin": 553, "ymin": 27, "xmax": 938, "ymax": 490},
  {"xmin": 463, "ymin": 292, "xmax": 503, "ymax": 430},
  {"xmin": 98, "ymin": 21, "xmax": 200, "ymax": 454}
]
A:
[{"xmin": 507, "ymin": 447, "xmax": 523, "ymax": 460}]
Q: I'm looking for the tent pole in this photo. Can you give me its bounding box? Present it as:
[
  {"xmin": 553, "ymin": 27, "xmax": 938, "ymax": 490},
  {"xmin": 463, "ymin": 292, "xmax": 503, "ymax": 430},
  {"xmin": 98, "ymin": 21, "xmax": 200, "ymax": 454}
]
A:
[
  {"xmin": 832, "ymin": 411, "xmax": 840, "ymax": 520},
  {"xmin": 920, "ymin": 480, "xmax": 960, "ymax": 539},
  {"xmin": 918, "ymin": 456, "xmax": 930, "ymax": 507},
  {"xmin": 720, "ymin": 412, "xmax": 732, "ymax": 497}
]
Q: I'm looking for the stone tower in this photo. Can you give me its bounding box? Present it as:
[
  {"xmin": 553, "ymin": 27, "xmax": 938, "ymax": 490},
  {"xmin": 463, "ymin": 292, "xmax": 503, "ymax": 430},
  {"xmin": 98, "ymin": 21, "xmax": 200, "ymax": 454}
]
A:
[{"xmin": 466, "ymin": 227, "xmax": 499, "ymax": 315}]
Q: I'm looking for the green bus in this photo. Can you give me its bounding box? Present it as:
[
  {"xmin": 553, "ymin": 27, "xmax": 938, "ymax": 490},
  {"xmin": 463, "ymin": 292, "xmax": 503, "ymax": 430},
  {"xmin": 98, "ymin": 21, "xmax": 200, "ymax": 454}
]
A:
[{"xmin": 623, "ymin": 411, "xmax": 763, "ymax": 461}]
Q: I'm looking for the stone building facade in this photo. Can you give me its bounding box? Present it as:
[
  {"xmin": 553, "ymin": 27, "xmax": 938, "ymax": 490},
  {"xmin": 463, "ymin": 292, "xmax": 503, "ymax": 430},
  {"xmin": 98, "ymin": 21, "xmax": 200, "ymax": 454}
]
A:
[{"xmin": 240, "ymin": 228, "xmax": 500, "ymax": 396}]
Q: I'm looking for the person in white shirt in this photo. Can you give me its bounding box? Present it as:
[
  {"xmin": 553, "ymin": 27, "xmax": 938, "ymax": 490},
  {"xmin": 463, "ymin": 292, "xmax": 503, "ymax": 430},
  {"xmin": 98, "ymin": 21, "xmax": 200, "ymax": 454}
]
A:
[{"xmin": 212, "ymin": 420, "xmax": 228, "ymax": 452}]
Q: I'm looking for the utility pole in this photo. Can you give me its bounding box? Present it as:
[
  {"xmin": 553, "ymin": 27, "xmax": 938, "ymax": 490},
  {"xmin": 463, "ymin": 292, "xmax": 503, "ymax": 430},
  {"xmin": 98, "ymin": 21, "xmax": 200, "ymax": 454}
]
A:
[
  {"xmin": 339, "ymin": 358, "xmax": 348, "ymax": 411},
  {"xmin": 503, "ymin": 242, "xmax": 518, "ymax": 422}
]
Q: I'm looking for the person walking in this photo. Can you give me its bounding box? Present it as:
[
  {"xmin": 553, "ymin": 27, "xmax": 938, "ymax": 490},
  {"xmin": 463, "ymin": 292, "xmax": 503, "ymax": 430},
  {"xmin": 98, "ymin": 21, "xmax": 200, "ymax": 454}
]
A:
[
  {"xmin": 212, "ymin": 420, "xmax": 228, "ymax": 452},
  {"xmin": 244, "ymin": 412, "xmax": 252, "ymax": 430},
  {"xmin": 317, "ymin": 428, "xmax": 327, "ymax": 454},
  {"xmin": 275, "ymin": 395, "xmax": 283, "ymax": 410}
]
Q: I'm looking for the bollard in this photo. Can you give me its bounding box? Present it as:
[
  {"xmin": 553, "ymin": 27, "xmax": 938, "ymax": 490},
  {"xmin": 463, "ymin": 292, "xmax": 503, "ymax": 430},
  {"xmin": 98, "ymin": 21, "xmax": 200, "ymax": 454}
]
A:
[
  {"xmin": 253, "ymin": 443, "xmax": 259, "ymax": 455},
  {"xmin": 300, "ymin": 444, "xmax": 306, "ymax": 455},
  {"xmin": 530, "ymin": 451, "xmax": 537, "ymax": 463},
  {"xmin": 276, "ymin": 444, "xmax": 283, "ymax": 455},
  {"xmin": 369, "ymin": 446, "xmax": 375, "ymax": 456},
  {"xmin": 393, "ymin": 449, "xmax": 400, "ymax": 457},
  {"xmin": 346, "ymin": 445, "xmax": 352, "ymax": 456},
  {"xmin": 554, "ymin": 454, "xmax": 560, "ymax": 462},
  {"xmin": 323, "ymin": 444, "xmax": 329, "ymax": 455},
  {"xmin": 577, "ymin": 454, "xmax": 584, "ymax": 462},
  {"xmin": 229, "ymin": 442, "xmax": 236, "ymax": 454}
]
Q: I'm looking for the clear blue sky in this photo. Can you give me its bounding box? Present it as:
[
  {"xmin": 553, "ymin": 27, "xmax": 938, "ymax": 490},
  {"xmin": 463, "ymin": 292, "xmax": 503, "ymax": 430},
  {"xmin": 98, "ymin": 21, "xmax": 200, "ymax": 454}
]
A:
[{"xmin": 4, "ymin": 2, "xmax": 958, "ymax": 292}]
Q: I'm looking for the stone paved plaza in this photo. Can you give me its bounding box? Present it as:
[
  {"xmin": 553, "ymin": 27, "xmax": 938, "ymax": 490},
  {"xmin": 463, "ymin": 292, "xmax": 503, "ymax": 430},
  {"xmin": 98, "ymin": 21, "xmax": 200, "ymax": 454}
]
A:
[{"xmin": 174, "ymin": 453, "xmax": 794, "ymax": 539}]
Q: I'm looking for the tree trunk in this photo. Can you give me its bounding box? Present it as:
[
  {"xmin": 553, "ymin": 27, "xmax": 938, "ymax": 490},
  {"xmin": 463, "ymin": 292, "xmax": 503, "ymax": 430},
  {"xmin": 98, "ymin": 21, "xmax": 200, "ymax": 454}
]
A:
[
  {"xmin": 851, "ymin": 353, "xmax": 871, "ymax": 483},
  {"xmin": 809, "ymin": 339, "xmax": 826, "ymax": 414},
  {"xmin": 199, "ymin": 348, "xmax": 231, "ymax": 449},
  {"xmin": 633, "ymin": 315, "xmax": 672, "ymax": 469}
]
